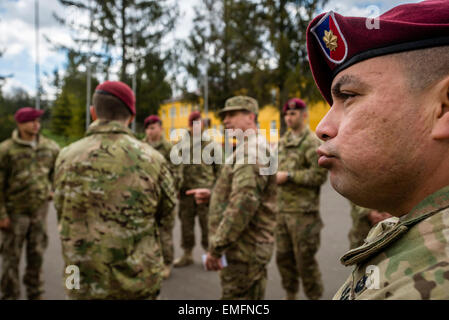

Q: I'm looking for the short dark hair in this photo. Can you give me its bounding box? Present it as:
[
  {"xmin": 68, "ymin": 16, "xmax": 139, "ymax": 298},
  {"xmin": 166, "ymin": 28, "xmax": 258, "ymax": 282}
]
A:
[
  {"xmin": 93, "ymin": 92, "xmax": 132, "ymax": 121},
  {"xmin": 394, "ymin": 45, "xmax": 449, "ymax": 93}
]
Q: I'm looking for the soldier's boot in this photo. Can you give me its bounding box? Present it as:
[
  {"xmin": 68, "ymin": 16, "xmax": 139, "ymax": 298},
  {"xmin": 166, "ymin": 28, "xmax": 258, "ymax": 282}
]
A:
[
  {"xmin": 284, "ymin": 291, "xmax": 298, "ymax": 300},
  {"xmin": 173, "ymin": 250, "xmax": 193, "ymax": 268},
  {"xmin": 162, "ymin": 264, "xmax": 172, "ymax": 279}
]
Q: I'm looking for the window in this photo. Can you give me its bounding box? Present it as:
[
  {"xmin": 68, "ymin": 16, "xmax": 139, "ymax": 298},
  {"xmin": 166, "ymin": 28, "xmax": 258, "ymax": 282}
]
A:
[{"xmin": 170, "ymin": 106, "xmax": 176, "ymax": 118}]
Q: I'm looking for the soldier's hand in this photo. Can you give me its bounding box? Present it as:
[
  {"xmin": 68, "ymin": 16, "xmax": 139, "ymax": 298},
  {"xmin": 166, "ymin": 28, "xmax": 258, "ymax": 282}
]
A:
[
  {"xmin": 186, "ymin": 188, "xmax": 211, "ymax": 204},
  {"xmin": 368, "ymin": 210, "xmax": 392, "ymax": 226},
  {"xmin": 205, "ymin": 252, "xmax": 223, "ymax": 271},
  {"xmin": 0, "ymin": 217, "xmax": 11, "ymax": 230},
  {"xmin": 276, "ymin": 171, "xmax": 289, "ymax": 185}
]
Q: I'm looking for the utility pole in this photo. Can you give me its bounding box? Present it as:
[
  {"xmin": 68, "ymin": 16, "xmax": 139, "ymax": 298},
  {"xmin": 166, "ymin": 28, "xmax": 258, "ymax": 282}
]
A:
[{"xmin": 35, "ymin": 0, "xmax": 40, "ymax": 110}]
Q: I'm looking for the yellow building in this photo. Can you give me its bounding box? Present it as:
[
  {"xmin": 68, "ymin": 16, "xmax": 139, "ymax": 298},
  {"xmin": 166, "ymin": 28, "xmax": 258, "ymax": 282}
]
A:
[{"xmin": 158, "ymin": 97, "xmax": 330, "ymax": 144}]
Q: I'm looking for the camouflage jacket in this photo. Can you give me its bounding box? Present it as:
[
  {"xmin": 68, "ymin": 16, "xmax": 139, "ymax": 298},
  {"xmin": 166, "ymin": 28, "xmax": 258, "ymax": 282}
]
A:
[
  {"xmin": 54, "ymin": 120, "xmax": 176, "ymax": 299},
  {"xmin": 179, "ymin": 130, "xmax": 222, "ymax": 191},
  {"xmin": 208, "ymin": 134, "xmax": 277, "ymax": 266},
  {"xmin": 277, "ymin": 127, "xmax": 328, "ymax": 213},
  {"xmin": 0, "ymin": 129, "xmax": 60, "ymax": 219},
  {"xmin": 145, "ymin": 136, "xmax": 181, "ymax": 190},
  {"xmin": 334, "ymin": 185, "xmax": 449, "ymax": 300}
]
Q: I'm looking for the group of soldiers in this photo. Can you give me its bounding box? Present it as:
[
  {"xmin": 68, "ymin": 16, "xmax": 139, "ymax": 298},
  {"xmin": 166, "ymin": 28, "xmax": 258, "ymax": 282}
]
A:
[
  {"xmin": 0, "ymin": 81, "xmax": 379, "ymax": 300},
  {"xmin": 1, "ymin": 0, "xmax": 449, "ymax": 300}
]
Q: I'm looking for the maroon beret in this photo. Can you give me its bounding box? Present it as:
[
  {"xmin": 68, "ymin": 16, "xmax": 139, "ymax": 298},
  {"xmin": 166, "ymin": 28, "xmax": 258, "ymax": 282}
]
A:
[
  {"xmin": 283, "ymin": 98, "xmax": 307, "ymax": 114},
  {"xmin": 95, "ymin": 81, "xmax": 136, "ymax": 115},
  {"xmin": 144, "ymin": 115, "xmax": 162, "ymax": 128},
  {"xmin": 188, "ymin": 111, "xmax": 202, "ymax": 126},
  {"xmin": 307, "ymin": 0, "xmax": 449, "ymax": 105},
  {"xmin": 14, "ymin": 107, "xmax": 44, "ymax": 123}
]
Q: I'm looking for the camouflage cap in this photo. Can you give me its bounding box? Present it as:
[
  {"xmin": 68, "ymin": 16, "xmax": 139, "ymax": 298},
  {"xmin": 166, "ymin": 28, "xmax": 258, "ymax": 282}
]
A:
[{"xmin": 218, "ymin": 96, "xmax": 259, "ymax": 118}]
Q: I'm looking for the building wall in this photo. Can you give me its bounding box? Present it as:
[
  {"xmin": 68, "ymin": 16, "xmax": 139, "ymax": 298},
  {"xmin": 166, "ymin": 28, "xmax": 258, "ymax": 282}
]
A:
[{"xmin": 158, "ymin": 98, "xmax": 330, "ymax": 144}]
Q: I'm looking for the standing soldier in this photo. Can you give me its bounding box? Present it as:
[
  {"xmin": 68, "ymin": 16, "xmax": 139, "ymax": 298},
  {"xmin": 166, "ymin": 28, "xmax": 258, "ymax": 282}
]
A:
[
  {"xmin": 275, "ymin": 98, "xmax": 328, "ymax": 300},
  {"xmin": 348, "ymin": 203, "xmax": 372, "ymax": 250},
  {"xmin": 54, "ymin": 81, "xmax": 176, "ymax": 299},
  {"xmin": 309, "ymin": 0, "xmax": 449, "ymax": 299},
  {"xmin": 0, "ymin": 107, "xmax": 60, "ymax": 300},
  {"xmin": 143, "ymin": 115, "xmax": 179, "ymax": 279},
  {"xmin": 348, "ymin": 203, "xmax": 392, "ymax": 250},
  {"xmin": 187, "ymin": 96, "xmax": 277, "ymax": 300},
  {"xmin": 174, "ymin": 111, "xmax": 221, "ymax": 268}
]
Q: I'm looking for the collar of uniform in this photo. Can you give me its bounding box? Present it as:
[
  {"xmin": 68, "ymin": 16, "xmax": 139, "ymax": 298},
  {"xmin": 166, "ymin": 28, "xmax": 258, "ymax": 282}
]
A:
[
  {"xmin": 147, "ymin": 137, "xmax": 164, "ymax": 149},
  {"xmin": 283, "ymin": 126, "xmax": 309, "ymax": 147},
  {"xmin": 399, "ymin": 184, "xmax": 449, "ymax": 225},
  {"xmin": 12, "ymin": 129, "xmax": 40, "ymax": 148},
  {"xmin": 85, "ymin": 120, "xmax": 134, "ymax": 137},
  {"xmin": 340, "ymin": 185, "xmax": 449, "ymax": 267}
]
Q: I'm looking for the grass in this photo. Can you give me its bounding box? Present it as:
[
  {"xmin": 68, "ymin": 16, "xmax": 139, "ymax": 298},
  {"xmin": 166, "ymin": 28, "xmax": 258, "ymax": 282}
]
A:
[{"xmin": 41, "ymin": 129, "xmax": 83, "ymax": 148}]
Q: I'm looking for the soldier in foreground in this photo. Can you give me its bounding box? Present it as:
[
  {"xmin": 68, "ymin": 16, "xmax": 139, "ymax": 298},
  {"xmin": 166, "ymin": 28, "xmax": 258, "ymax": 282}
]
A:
[
  {"xmin": 308, "ymin": 0, "xmax": 449, "ymax": 299},
  {"xmin": 275, "ymin": 98, "xmax": 328, "ymax": 300},
  {"xmin": 0, "ymin": 107, "xmax": 60, "ymax": 299},
  {"xmin": 174, "ymin": 111, "xmax": 221, "ymax": 268},
  {"xmin": 187, "ymin": 96, "xmax": 277, "ymax": 299},
  {"xmin": 54, "ymin": 81, "xmax": 176, "ymax": 299},
  {"xmin": 144, "ymin": 115, "xmax": 179, "ymax": 279}
]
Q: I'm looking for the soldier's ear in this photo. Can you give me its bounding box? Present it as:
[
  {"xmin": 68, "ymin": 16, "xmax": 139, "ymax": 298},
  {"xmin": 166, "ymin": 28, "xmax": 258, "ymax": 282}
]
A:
[
  {"xmin": 90, "ymin": 106, "xmax": 97, "ymax": 121},
  {"xmin": 431, "ymin": 75, "xmax": 449, "ymax": 140},
  {"xmin": 127, "ymin": 115, "xmax": 135, "ymax": 126}
]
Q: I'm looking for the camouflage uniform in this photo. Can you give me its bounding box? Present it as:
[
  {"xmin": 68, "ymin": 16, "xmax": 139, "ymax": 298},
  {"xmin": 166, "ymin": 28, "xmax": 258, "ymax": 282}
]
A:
[
  {"xmin": 348, "ymin": 202, "xmax": 372, "ymax": 250},
  {"xmin": 54, "ymin": 120, "xmax": 176, "ymax": 299},
  {"xmin": 146, "ymin": 137, "xmax": 180, "ymax": 267},
  {"xmin": 334, "ymin": 185, "xmax": 449, "ymax": 300},
  {"xmin": 0, "ymin": 129, "xmax": 60, "ymax": 299},
  {"xmin": 275, "ymin": 127, "xmax": 328, "ymax": 300},
  {"xmin": 178, "ymin": 132, "xmax": 222, "ymax": 253},
  {"xmin": 209, "ymin": 134, "xmax": 277, "ymax": 300}
]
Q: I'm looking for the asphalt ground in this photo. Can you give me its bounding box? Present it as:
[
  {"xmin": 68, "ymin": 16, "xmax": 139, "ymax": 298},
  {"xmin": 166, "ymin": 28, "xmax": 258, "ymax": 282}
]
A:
[{"xmin": 0, "ymin": 178, "xmax": 354, "ymax": 300}]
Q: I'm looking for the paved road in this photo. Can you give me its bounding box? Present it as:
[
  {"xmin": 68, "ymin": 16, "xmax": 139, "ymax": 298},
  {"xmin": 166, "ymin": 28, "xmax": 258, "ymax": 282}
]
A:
[{"xmin": 1, "ymin": 178, "xmax": 353, "ymax": 300}]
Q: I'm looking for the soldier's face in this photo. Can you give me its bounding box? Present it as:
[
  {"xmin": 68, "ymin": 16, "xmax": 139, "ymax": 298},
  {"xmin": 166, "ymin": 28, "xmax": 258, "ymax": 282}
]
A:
[
  {"xmin": 18, "ymin": 119, "xmax": 41, "ymax": 136},
  {"xmin": 316, "ymin": 55, "xmax": 433, "ymax": 214},
  {"xmin": 284, "ymin": 109, "xmax": 306, "ymax": 131},
  {"xmin": 145, "ymin": 123, "xmax": 162, "ymax": 141},
  {"xmin": 222, "ymin": 110, "xmax": 254, "ymax": 131}
]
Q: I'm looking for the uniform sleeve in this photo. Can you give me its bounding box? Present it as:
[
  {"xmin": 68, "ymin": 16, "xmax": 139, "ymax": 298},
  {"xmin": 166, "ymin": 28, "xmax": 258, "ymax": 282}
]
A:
[
  {"xmin": 209, "ymin": 163, "xmax": 268, "ymax": 258},
  {"xmin": 290, "ymin": 140, "xmax": 328, "ymax": 187},
  {"xmin": 0, "ymin": 148, "xmax": 9, "ymax": 220},
  {"xmin": 49, "ymin": 142, "xmax": 61, "ymax": 191},
  {"xmin": 212, "ymin": 142, "xmax": 224, "ymax": 182},
  {"xmin": 155, "ymin": 162, "xmax": 177, "ymax": 235},
  {"xmin": 52, "ymin": 152, "xmax": 65, "ymax": 221}
]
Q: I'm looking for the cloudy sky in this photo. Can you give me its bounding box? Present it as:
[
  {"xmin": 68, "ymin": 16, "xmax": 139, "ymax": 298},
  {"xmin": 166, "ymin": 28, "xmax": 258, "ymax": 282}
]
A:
[{"xmin": 0, "ymin": 0, "xmax": 419, "ymax": 98}]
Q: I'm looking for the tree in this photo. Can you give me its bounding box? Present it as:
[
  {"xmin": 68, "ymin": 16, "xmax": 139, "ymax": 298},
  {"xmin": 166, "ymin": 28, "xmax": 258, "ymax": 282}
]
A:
[
  {"xmin": 260, "ymin": 0, "xmax": 328, "ymax": 134},
  {"xmin": 134, "ymin": 52, "xmax": 172, "ymax": 131},
  {"xmin": 51, "ymin": 50, "xmax": 99, "ymax": 139},
  {"xmin": 183, "ymin": 0, "xmax": 268, "ymax": 111},
  {"xmin": 55, "ymin": 0, "xmax": 178, "ymax": 80},
  {"xmin": 53, "ymin": 0, "xmax": 178, "ymax": 128}
]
